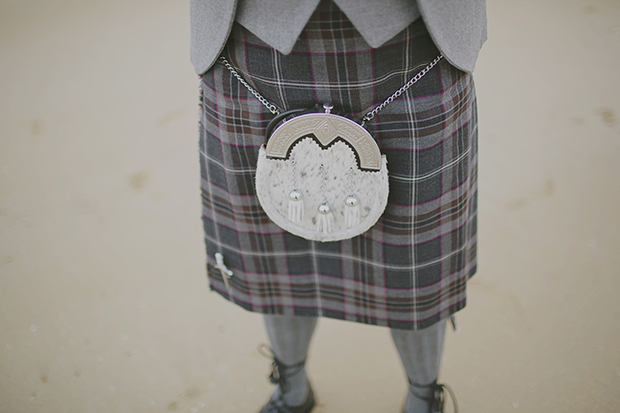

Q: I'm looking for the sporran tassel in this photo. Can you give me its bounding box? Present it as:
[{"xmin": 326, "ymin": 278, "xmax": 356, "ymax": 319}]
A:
[
  {"xmin": 317, "ymin": 203, "xmax": 334, "ymax": 233},
  {"xmin": 287, "ymin": 160, "xmax": 304, "ymax": 223},
  {"xmin": 316, "ymin": 163, "xmax": 333, "ymax": 233},
  {"xmin": 345, "ymin": 196, "xmax": 360, "ymax": 227},
  {"xmin": 344, "ymin": 167, "xmax": 360, "ymax": 228},
  {"xmin": 288, "ymin": 190, "xmax": 304, "ymax": 222}
]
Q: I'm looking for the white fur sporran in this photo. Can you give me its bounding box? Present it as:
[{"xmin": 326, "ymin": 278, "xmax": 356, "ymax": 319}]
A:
[
  {"xmin": 255, "ymin": 107, "xmax": 389, "ymax": 242},
  {"xmin": 218, "ymin": 54, "xmax": 444, "ymax": 242}
]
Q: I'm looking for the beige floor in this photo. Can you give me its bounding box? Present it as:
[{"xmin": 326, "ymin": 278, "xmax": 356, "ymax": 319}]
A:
[{"xmin": 1, "ymin": 1, "xmax": 619, "ymax": 412}]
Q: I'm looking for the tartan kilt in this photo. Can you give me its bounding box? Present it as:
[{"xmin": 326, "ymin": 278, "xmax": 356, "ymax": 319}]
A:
[{"xmin": 198, "ymin": 2, "xmax": 478, "ymax": 330}]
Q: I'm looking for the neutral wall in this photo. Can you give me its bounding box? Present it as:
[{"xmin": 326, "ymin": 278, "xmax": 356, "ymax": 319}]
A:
[{"xmin": 1, "ymin": 0, "xmax": 619, "ymax": 412}]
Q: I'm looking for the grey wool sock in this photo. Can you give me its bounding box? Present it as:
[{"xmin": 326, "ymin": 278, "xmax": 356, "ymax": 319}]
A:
[
  {"xmin": 263, "ymin": 314, "xmax": 318, "ymax": 406},
  {"xmin": 390, "ymin": 319, "xmax": 447, "ymax": 413}
]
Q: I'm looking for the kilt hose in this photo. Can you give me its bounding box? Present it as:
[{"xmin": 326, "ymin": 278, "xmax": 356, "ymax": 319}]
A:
[{"xmin": 198, "ymin": 1, "xmax": 478, "ymax": 330}]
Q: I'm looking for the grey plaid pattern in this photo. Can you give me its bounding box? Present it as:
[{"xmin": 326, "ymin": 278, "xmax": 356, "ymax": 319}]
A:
[{"xmin": 198, "ymin": 1, "xmax": 478, "ymax": 330}]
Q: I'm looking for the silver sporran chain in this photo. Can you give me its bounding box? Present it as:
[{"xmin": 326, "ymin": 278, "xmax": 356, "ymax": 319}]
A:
[{"xmin": 218, "ymin": 54, "xmax": 443, "ymax": 124}]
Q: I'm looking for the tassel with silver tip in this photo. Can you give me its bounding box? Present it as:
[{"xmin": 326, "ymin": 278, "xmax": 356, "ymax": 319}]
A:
[
  {"xmin": 288, "ymin": 190, "xmax": 304, "ymax": 222},
  {"xmin": 316, "ymin": 164, "xmax": 333, "ymax": 233},
  {"xmin": 317, "ymin": 203, "xmax": 334, "ymax": 233},
  {"xmin": 344, "ymin": 196, "xmax": 360, "ymax": 227},
  {"xmin": 344, "ymin": 166, "xmax": 360, "ymax": 228},
  {"xmin": 287, "ymin": 160, "xmax": 304, "ymax": 223}
]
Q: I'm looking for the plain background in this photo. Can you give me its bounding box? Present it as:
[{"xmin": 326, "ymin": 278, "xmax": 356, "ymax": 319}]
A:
[{"xmin": 1, "ymin": 0, "xmax": 619, "ymax": 412}]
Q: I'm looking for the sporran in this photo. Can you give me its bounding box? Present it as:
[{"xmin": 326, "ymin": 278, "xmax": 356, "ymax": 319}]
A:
[{"xmin": 219, "ymin": 55, "xmax": 443, "ymax": 242}]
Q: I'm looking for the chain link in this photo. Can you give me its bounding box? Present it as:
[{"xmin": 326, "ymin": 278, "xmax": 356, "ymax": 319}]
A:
[
  {"xmin": 319, "ymin": 164, "xmax": 327, "ymax": 204},
  {"xmin": 219, "ymin": 56, "xmax": 280, "ymax": 115},
  {"xmin": 291, "ymin": 160, "xmax": 298, "ymax": 190},
  {"xmin": 361, "ymin": 54, "xmax": 443, "ymax": 123},
  {"xmin": 348, "ymin": 167, "xmax": 355, "ymax": 197},
  {"xmin": 219, "ymin": 54, "xmax": 443, "ymax": 123}
]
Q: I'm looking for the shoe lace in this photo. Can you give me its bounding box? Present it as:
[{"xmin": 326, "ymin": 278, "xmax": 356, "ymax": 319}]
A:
[
  {"xmin": 409, "ymin": 379, "xmax": 458, "ymax": 413},
  {"xmin": 258, "ymin": 344, "xmax": 306, "ymax": 394}
]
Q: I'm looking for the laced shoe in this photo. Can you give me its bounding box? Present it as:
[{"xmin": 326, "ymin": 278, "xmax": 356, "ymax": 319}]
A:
[
  {"xmin": 257, "ymin": 345, "xmax": 316, "ymax": 413},
  {"xmin": 404, "ymin": 379, "xmax": 458, "ymax": 413},
  {"xmin": 258, "ymin": 385, "xmax": 315, "ymax": 413}
]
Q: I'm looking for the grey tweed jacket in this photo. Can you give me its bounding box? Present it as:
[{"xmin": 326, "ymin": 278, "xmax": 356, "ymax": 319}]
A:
[{"xmin": 190, "ymin": 0, "xmax": 486, "ymax": 75}]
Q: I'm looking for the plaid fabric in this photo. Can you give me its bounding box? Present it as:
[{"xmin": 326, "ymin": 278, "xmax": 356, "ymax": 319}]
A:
[{"xmin": 198, "ymin": 0, "xmax": 478, "ymax": 330}]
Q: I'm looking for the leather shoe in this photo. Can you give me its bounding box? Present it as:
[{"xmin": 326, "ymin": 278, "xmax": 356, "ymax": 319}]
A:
[
  {"xmin": 402, "ymin": 381, "xmax": 458, "ymax": 413},
  {"xmin": 257, "ymin": 384, "xmax": 315, "ymax": 413}
]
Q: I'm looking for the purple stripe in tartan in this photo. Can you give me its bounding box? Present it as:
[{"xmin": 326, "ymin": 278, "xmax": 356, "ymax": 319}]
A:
[{"xmin": 197, "ymin": 1, "xmax": 478, "ymax": 330}]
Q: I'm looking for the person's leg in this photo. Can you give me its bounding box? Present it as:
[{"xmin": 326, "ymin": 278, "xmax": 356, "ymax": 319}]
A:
[
  {"xmin": 390, "ymin": 319, "xmax": 447, "ymax": 413},
  {"xmin": 263, "ymin": 314, "xmax": 318, "ymax": 406}
]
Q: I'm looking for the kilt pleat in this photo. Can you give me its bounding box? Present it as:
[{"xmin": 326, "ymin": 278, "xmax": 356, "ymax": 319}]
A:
[{"xmin": 198, "ymin": 1, "xmax": 478, "ymax": 330}]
